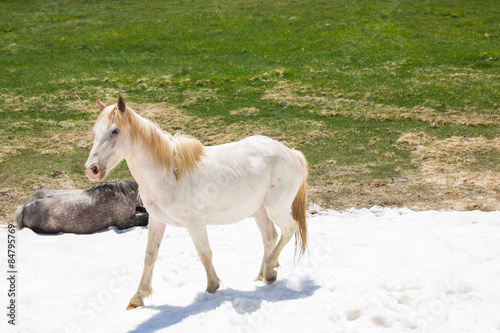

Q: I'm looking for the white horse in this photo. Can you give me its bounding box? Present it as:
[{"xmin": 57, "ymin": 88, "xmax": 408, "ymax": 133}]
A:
[{"xmin": 84, "ymin": 95, "xmax": 308, "ymax": 310}]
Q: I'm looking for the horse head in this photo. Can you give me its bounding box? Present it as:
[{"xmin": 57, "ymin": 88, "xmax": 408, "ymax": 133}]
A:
[{"xmin": 84, "ymin": 95, "xmax": 134, "ymax": 182}]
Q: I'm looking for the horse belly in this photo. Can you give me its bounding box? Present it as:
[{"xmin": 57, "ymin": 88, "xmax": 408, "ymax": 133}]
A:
[
  {"xmin": 205, "ymin": 200, "xmax": 261, "ymax": 225},
  {"xmin": 204, "ymin": 181, "xmax": 267, "ymax": 225}
]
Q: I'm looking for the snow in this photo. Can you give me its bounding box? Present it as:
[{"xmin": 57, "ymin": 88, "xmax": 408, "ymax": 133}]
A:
[{"xmin": 2, "ymin": 206, "xmax": 500, "ymax": 333}]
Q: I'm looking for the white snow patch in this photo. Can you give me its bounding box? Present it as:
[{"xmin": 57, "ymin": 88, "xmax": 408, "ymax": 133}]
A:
[{"xmin": 1, "ymin": 207, "xmax": 500, "ymax": 332}]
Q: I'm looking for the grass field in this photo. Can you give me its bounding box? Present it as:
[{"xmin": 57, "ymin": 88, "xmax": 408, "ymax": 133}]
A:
[{"xmin": 1, "ymin": 0, "xmax": 499, "ymax": 222}]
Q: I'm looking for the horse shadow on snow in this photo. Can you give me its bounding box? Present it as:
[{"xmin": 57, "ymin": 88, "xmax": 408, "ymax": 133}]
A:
[{"xmin": 127, "ymin": 278, "xmax": 319, "ymax": 332}]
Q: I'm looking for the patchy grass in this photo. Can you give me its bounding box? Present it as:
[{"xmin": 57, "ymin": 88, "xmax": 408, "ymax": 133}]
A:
[{"xmin": 1, "ymin": 0, "xmax": 499, "ymax": 221}]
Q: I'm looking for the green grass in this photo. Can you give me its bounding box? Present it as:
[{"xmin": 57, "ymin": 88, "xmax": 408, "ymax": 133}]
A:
[{"xmin": 0, "ymin": 0, "xmax": 499, "ymax": 218}]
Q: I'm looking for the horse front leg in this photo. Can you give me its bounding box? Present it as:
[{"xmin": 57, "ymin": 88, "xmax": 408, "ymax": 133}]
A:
[
  {"xmin": 186, "ymin": 223, "xmax": 221, "ymax": 293},
  {"xmin": 127, "ymin": 217, "xmax": 166, "ymax": 310}
]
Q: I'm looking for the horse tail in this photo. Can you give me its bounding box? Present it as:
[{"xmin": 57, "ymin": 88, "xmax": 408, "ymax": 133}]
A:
[
  {"xmin": 292, "ymin": 150, "xmax": 308, "ymax": 259},
  {"xmin": 15, "ymin": 206, "xmax": 24, "ymax": 229}
]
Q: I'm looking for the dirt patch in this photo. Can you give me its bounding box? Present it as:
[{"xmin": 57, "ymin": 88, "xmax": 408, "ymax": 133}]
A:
[
  {"xmin": 400, "ymin": 135, "xmax": 500, "ymax": 211},
  {"xmin": 309, "ymin": 171, "xmax": 500, "ymax": 212},
  {"xmin": 308, "ymin": 133, "xmax": 500, "ymax": 212},
  {"xmin": 414, "ymin": 136, "xmax": 500, "ymax": 187}
]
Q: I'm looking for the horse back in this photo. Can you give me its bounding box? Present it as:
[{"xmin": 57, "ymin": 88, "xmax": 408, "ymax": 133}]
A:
[{"xmin": 174, "ymin": 136, "xmax": 304, "ymax": 225}]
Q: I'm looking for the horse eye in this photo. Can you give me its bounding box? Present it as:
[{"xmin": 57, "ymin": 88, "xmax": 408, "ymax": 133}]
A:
[{"xmin": 112, "ymin": 128, "xmax": 120, "ymax": 135}]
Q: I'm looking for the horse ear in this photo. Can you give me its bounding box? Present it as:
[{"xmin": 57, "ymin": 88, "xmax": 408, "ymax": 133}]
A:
[
  {"xmin": 117, "ymin": 95, "xmax": 126, "ymax": 113},
  {"xmin": 96, "ymin": 96, "xmax": 107, "ymax": 112}
]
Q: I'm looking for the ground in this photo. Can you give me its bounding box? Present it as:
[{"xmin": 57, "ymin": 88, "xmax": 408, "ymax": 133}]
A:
[{"xmin": 1, "ymin": 206, "xmax": 499, "ymax": 332}]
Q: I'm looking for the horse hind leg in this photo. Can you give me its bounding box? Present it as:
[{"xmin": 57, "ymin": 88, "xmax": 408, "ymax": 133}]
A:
[
  {"xmin": 254, "ymin": 206, "xmax": 278, "ymax": 281},
  {"xmin": 262, "ymin": 208, "xmax": 299, "ymax": 283}
]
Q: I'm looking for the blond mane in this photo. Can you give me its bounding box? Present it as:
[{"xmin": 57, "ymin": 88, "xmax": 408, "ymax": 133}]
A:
[{"xmin": 98, "ymin": 105, "xmax": 204, "ymax": 181}]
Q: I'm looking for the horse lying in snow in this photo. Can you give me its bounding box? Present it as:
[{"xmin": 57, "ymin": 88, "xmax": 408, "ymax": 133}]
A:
[{"xmin": 16, "ymin": 180, "xmax": 148, "ymax": 234}]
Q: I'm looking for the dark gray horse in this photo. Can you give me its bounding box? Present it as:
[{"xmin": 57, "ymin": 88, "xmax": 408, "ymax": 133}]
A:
[{"xmin": 16, "ymin": 180, "xmax": 148, "ymax": 234}]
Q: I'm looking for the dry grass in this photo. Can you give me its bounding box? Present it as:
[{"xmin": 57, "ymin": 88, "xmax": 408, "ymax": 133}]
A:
[
  {"xmin": 0, "ymin": 119, "xmax": 94, "ymax": 162},
  {"xmin": 180, "ymin": 88, "xmax": 219, "ymax": 107},
  {"xmin": 396, "ymin": 132, "xmax": 433, "ymax": 146},
  {"xmin": 1, "ymin": 97, "xmax": 498, "ymax": 222},
  {"xmin": 401, "ymin": 134, "xmax": 500, "ymax": 211},
  {"xmin": 308, "ymin": 132, "xmax": 500, "ymax": 212},
  {"xmin": 262, "ymin": 78, "xmax": 500, "ymax": 126},
  {"xmin": 230, "ymin": 107, "xmax": 260, "ymax": 117},
  {"xmin": 262, "ymin": 80, "xmax": 330, "ymax": 109},
  {"xmin": 414, "ymin": 136, "xmax": 500, "ymax": 187}
]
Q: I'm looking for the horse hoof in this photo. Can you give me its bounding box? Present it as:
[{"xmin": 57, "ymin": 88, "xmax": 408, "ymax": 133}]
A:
[
  {"xmin": 126, "ymin": 302, "xmax": 141, "ymax": 310},
  {"xmin": 265, "ymin": 276, "xmax": 277, "ymax": 284},
  {"xmin": 264, "ymin": 268, "xmax": 277, "ymax": 284},
  {"xmin": 206, "ymin": 282, "xmax": 220, "ymax": 294},
  {"xmin": 206, "ymin": 286, "xmax": 218, "ymax": 293}
]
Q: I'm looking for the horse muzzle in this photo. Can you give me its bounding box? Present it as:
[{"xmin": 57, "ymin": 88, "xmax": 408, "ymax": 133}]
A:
[{"xmin": 84, "ymin": 163, "xmax": 106, "ymax": 182}]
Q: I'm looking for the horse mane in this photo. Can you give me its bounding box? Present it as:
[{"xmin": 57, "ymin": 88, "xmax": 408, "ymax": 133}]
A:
[
  {"xmin": 99, "ymin": 105, "xmax": 204, "ymax": 181},
  {"xmin": 88, "ymin": 180, "xmax": 138, "ymax": 196},
  {"xmin": 171, "ymin": 133, "xmax": 205, "ymax": 180},
  {"xmin": 88, "ymin": 180, "xmax": 143, "ymax": 206}
]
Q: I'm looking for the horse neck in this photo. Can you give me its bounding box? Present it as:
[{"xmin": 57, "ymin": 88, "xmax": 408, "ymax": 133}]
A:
[
  {"xmin": 125, "ymin": 111, "xmax": 204, "ymax": 186},
  {"xmin": 126, "ymin": 115, "xmax": 176, "ymax": 185}
]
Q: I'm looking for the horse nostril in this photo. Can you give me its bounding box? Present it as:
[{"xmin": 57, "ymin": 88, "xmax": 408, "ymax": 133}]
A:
[{"xmin": 92, "ymin": 166, "xmax": 99, "ymax": 175}]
